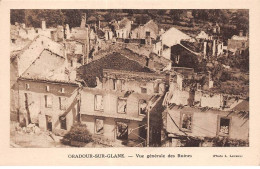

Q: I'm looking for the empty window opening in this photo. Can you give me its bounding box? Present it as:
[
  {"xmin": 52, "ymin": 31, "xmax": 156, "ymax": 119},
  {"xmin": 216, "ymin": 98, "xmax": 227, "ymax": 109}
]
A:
[
  {"xmin": 118, "ymin": 98, "xmax": 127, "ymax": 114},
  {"xmin": 146, "ymin": 31, "xmax": 150, "ymax": 37},
  {"xmin": 95, "ymin": 95, "xmax": 104, "ymax": 111},
  {"xmin": 116, "ymin": 122, "xmax": 128, "ymax": 140},
  {"xmin": 141, "ymin": 87, "xmax": 147, "ymax": 94},
  {"xmin": 181, "ymin": 113, "xmax": 192, "ymax": 131},
  {"xmin": 139, "ymin": 100, "xmax": 147, "ymax": 116},
  {"xmin": 112, "ymin": 79, "xmax": 117, "ymax": 90},
  {"xmin": 59, "ymin": 97, "xmax": 67, "ymax": 110},
  {"xmin": 46, "ymin": 115, "xmax": 52, "ymax": 131},
  {"xmin": 95, "ymin": 119, "xmax": 104, "ymax": 135},
  {"xmin": 45, "ymin": 95, "xmax": 53, "ymax": 108},
  {"xmin": 59, "ymin": 116, "xmax": 67, "ymax": 130},
  {"xmin": 26, "ymin": 83, "xmax": 30, "ymax": 90},
  {"xmin": 46, "ymin": 85, "xmax": 50, "ymax": 92},
  {"xmin": 139, "ymin": 124, "xmax": 147, "ymax": 140},
  {"xmin": 219, "ymin": 117, "xmax": 230, "ymax": 135},
  {"xmin": 154, "ymin": 83, "xmax": 159, "ymax": 93}
]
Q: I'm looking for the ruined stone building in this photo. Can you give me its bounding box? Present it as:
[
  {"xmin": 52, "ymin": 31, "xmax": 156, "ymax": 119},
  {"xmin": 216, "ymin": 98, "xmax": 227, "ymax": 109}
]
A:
[
  {"xmin": 13, "ymin": 20, "xmax": 63, "ymax": 41},
  {"xmin": 153, "ymin": 27, "xmax": 195, "ymax": 60},
  {"xmin": 161, "ymin": 70, "xmax": 249, "ymax": 147},
  {"xmin": 77, "ymin": 52, "xmax": 167, "ymax": 146},
  {"xmin": 130, "ymin": 20, "xmax": 159, "ymax": 42},
  {"xmin": 11, "ymin": 35, "xmax": 80, "ymax": 133},
  {"xmin": 112, "ymin": 18, "xmax": 132, "ymax": 39},
  {"xmin": 227, "ymin": 30, "xmax": 249, "ymax": 54}
]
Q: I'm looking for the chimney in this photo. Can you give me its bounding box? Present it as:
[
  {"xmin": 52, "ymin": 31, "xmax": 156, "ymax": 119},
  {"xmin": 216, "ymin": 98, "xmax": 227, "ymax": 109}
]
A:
[
  {"xmin": 57, "ymin": 25, "xmax": 64, "ymax": 41},
  {"xmin": 80, "ymin": 13, "xmax": 86, "ymax": 28},
  {"xmin": 208, "ymin": 71, "xmax": 211, "ymax": 81},
  {"xmin": 64, "ymin": 43, "xmax": 68, "ymax": 67},
  {"xmin": 147, "ymin": 57, "xmax": 154, "ymax": 70},
  {"xmin": 21, "ymin": 23, "xmax": 26, "ymax": 29},
  {"xmin": 208, "ymin": 71, "xmax": 214, "ymax": 88},
  {"xmin": 212, "ymin": 40, "xmax": 216, "ymax": 56},
  {"xmin": 42, "ymin": 20, "xmax": 46, "ymax": 30},
  {"xmin": 203, "ymin": 41, "xmax": 207, "ymax": 59},
  {"xmin": 239, "ymin": 30, "xmax": 243, "ymax": 37},
  {"xmin": 65, "ymin": 24, "xmax": 71, "ymax": 39}
]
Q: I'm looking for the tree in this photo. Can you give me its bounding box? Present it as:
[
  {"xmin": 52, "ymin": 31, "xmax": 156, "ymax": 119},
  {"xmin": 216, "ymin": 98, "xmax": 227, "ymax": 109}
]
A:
[
  {"xmin": 169, "ymin": 10, "xmax": 183, "ymax": 21},
  {"xmin": 10, "ymin": 9, "xmax": 25, "ymax": 24},
  {"xmin": 61, "ymin": 123, "xmax": 93, "ymax": 147},
  {"xmin": 62, "ymin": 9, "xmax": 82, "ymax": 27}
]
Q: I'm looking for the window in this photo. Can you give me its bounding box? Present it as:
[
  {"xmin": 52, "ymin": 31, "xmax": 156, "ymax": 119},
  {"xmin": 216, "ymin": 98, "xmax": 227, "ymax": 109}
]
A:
[
  {"xmin": 95, "ymin": 95, "xmax": 104, "ymax": 111},
  {"xmin": 242, "ymin": 42, "xmax": 245, "ymax": 48},
  {"xmin": 218, "ymin": 117, "xmax": 231, "ymax": 136},
  {"xmin": 116, "ymin": 80, "xmax": 122, "ymax": 91},
  {"xmin": 139, "ymin": 124, "xmax": 147, "ymax": 140},
  {"xmin": 154, "ymin": 83, "xmax": 159, "ymax": 93},
  {"xmin": 139, "ymin": 100, "xmax": 147, "ymax": 116},
  {"xmin": 59, "ymin": 97, "xmax": 67, "ymax": 110},
  {"xmin": 61, "ymin": 88, "xmax": 65, "ymax": 93},
  {"xmin": 180, "ymin": 113, "xmax": 192, "ymax": 131},
  {"xmin": 116, "ymin": 122, "xmax": 128, "ymax": 140},
  {"xmin": 112, "ymin": 79, "xmax": 117, "ymax": 90},
  {"xmin": 24, "ymin": 93, "xmax": 32, "ymax": 108},
  {"xmin": 141, "ymin": 87, "xmax": 147, "ymax": 94},
  {"xmin": 46, "ymin": 85, "xmax": 50, "ymax": 92},
  {"xmin": 26, "ymin": 83, "xmax": 30, "ymax": 90},
  {"xmin": 46, "ymin": 115, "xmax": 52, "ymax": 131},
  {"xmin": 45, "ymin": 95, "xmax": 53, "ymax": 108},
  {"xmin": 175, "ymin": 55, "xmax": 180, "ymax": 64},
  {"xmin": 118, "ymin": 98, "xmax": 127, "ymax": 114},
  {"xmin": 95, "ymin": 119, "xmax": 104, "ymax": 134},
  {"xmin": 146, "ymin": 31, "xmax": 150, "ymax": 37},
  {"xmin": 59, "ymin": 116, "xmax": 67, "ymax": 130},
  {"xmin": 121, "ymin": 80, "xmax": 126, "ymax": 91}
]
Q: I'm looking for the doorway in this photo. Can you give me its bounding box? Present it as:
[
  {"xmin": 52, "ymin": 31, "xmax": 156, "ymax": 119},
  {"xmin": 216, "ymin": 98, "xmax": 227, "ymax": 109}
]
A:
[{"xmin": 46, "ymin": 115, "xmax": 52, "ymax": 131}]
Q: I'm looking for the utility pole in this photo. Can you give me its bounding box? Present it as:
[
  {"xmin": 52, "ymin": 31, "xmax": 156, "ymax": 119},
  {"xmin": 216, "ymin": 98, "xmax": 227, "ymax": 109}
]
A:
[{"xmin": 146, "ymin": 109, "xmax": 150, "ymax": 147}]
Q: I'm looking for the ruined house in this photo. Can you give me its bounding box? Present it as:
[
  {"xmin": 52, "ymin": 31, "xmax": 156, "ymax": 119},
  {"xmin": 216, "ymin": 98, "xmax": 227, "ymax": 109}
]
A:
[
  {"xmin": 196, "ymin": 31, "xmax": 210, "ymax": 40},
  {"xmin": 90, "ymin": 42, "xmax": 172, "ymax": 72},
  {"xmin": 160, "ymin": 27, "xmax": 194, "ymax": 48},
  {"xmin": 15, "ymin": 21, "xmax": 60, "ymax": 41},
  {"xmin": 77, "ymin": 52, "xmax": 167, "ymax": 146},
  {"xmin": 153, "ymin": 27, "xmax": 195, "ymax": 60},
  {"xmin": 11, "ymin": 35, "xmax": 80, "ymax": 133},
  {"xmin": 227, "ymin": 30, "xmax": 249, "ymax": 54},
  {"xmin": 112, "ymin": 18, "xmax": 132, "ymax": 39},
  {"xmin": 130, "ymin": 20, "xmax": 159, "ymax": 42},
  {"xmin": 161, "ymin": 72, "xmax": 249, "ymax": 147}
]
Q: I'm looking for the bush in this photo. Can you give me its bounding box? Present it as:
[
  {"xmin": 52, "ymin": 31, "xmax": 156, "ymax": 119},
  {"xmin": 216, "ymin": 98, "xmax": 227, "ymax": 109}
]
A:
[
  {"xmin": 61, "ymin": 123, "xmax": 93, "ymax": 147},
  {"xmin": 219, "ymin": 71, "xmax": 231, "ymax": 82}
]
